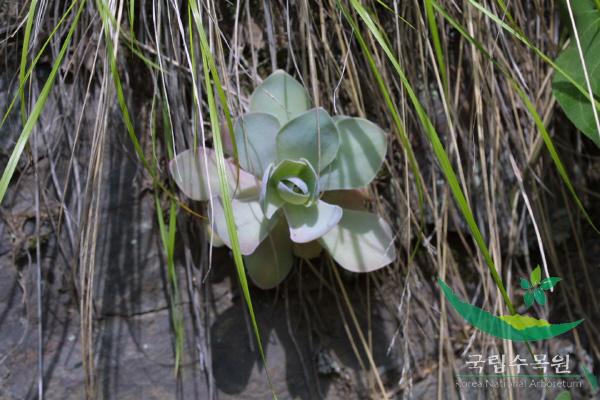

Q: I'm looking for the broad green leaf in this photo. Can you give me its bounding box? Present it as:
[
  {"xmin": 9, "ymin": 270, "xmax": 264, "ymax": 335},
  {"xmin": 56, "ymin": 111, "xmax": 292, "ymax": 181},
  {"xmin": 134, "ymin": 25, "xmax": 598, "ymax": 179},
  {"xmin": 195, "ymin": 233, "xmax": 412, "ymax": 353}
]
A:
[
  {"xmin": 169, "ymin": 148, "xmax": 259, "ymax": 201},
  {"xmin": 319, "ymin": 209, "xmax": 396, "ymax": 273},
  {"xmin": 534, "ymin": 288, "xmax": 547, "ymax": 305},
  {"xmin": 233, "ymin": 113, "xmax": 280, "ymax": 177},
  {"xmin": 520, "ymin": 278, "xmax": 531, "ymax": 290},
  {"xmin": 524, "ymin": 291, "xmax": 534, "ymax": 309},
  {"xmin": 211, "ymin": 197, "xmax": 278, "ymax": 255},
  {"xmin": 284, "ymin": 200, "xmax": 343, "ymax": 243},
  {"xmin": 564, "ymin": 0, "xmax": 600, "ymax": 49},
  {"xmin": 319, "ymin": 117, "xmax": 388, "ymax": 190},
  {"xmin": 245, "ymin": 220, "xmax": 294, "ymax": 289},
  {"xmin": 531, "ymin": 266, "xmax": 542, "ymax": 286},
  {"xmin": 277, "ymin": 108, "xmax": 340, "ymax": 171},
  {"xmin": 541, "ymin": 277, "xmax": 562, "ymax": 290},
  {"xmin": 552, "ymin": 0, "xmax": 600, "ymax": 145},
  {"xmin": 432, "ymin": 0, "xmax": 599, "ymax": 236},
  {"xmin": 499, "ymin": 314, "xmax": 551, "ymax": 330},
  {"xmin": 249, "ymin": 70, "xmax": 311, "ymax": 125},
  {"xmin": 553, "ymin": 45, "xmax": 600, "ymax": 144}
]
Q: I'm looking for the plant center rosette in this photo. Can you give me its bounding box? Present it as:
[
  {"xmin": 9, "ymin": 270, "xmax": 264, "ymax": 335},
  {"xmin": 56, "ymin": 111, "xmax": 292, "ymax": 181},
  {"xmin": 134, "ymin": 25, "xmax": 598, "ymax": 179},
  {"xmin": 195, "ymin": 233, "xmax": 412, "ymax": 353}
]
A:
[{"xmin": 169, "ymin": 70, "xmax": 396, "ymax": 288}]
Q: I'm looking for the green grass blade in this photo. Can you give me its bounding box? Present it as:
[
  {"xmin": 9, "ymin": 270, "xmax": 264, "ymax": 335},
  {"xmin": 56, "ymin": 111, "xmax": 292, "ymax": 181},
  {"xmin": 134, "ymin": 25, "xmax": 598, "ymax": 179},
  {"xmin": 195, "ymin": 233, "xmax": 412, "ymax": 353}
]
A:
[
  {"xmin": 511, "ymin": 83, "xmax": 599, "ymax": 233},
  {"xmin": 344, "ymin": 0, "xmax": 516, "ymax": 315},
  {"xmin": 18, "ymin": 0, "xmax": 39, "ymax": 124},
  {"xmin": 423, "ymin": 0, "xmax": 448, "ymax": 96},
  {"xmin": 187, "ymin": 2, "xmax": 275, "ymax": 397},
  {"xmin": 155, "ymin": 196, "xmax": 184, "ymax": 373},
  {"xmin": 93, "ymin": 0, "xmax": 204, "ymax": 219},
  {"xmin": 96, "ymin": 0, "xmax": 148, "ymax": 170},
  {"xmin": 151, "ymin": 96, "xmax": 184, "ymax": 373},
  {"xmin": 1, "ymin": 0, "xmax": 79, "ymax": 131},
  {"xmin": 493, "ymin": 0, "xmax": 516, "ymax": 27},
  {"xmin": 0, "ymin": 0, "xmax": 86, "ymax": 206}
]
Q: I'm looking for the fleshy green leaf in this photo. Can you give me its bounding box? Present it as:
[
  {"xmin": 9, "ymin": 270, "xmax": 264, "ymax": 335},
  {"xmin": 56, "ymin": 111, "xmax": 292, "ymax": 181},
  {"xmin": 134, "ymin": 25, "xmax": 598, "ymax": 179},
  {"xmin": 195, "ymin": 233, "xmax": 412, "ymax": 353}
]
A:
[
  {"xmin": 277, "ymin": 108, "xmax": 340, "ymax": 171},
  {"xmin": 169, "ymin": 148, "xmax": 259, "ymax": 201},
  {"xmin": 319, "ymin": 209, "xmax": 396, "ymax": 273},
  {"xmin": 524, "ymin": 291, "xmax": 534, "ymax": 309},
  {"xmin": 332, "ymin": 115, "xmax": 349, "ymax": 123},
  {"xmin": 541, "ymin": 277, "xmax": 561, "ymax": 290},
  {"xmin": 520, "ymin": 278, "xmax": 531, "ymax": 290},
  {"xmin": 277, "ymin": 178, "xmax": 311, "ymax": 205},
  {"xmin": 270, "ymin": 159, "xmax": 318, "ymax": 200},
  {"xmin": 531, "ymin": 266, "xmax": 542, "ymax": 286},
  {"xmin": 322, "ymin": 189, "xmax": 370, "ymax": 211},
  {"xmin": 293, "ymin": 240, "xmax": 323, "ymax": 259},
  {"xmin": 249, "ymin": 70, "xmax": 311, "ymax": 125},
  {"xmin": 552, "ymin": 0, "xmax": 600, "ymax": 145},
  {"xmin": 260, "ymin": 163, "xmax": 285, "ymax": 219},
  {"xmin": 319, "ymin": 117, "xmax": 388, "ymax": 190},
  {"xmin": 283, "ymin": 200, "xmax": 343, "ymax": 243},
  {"xmin": 233, "ymin": 112, "xmax": 280, "ymax": 177},
  {"xmin": 211, "ymin": 197, "xmax": 277, "ymax": 255},
  {"xmin": 206, "ymin": 224, "xmax": 226, "ymax": 247},
  {"xmin": 244, "ymin": 220, "xmax": 294, "ymax": 289},
  {"xmin": 260, "ymin": 159, "xmax": 319, "ymax": 217},
  {"xmin": 534, "ymin": 288, "xmax": 547, "ymax": 306}
]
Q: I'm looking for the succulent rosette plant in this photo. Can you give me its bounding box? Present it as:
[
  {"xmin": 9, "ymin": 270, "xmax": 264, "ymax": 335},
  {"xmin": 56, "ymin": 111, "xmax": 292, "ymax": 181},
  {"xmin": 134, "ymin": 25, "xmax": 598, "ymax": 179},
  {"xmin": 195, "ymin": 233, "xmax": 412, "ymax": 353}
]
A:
[{"xmin": 170, "ymin": 70, "xmax": 396, "ymax": 289}]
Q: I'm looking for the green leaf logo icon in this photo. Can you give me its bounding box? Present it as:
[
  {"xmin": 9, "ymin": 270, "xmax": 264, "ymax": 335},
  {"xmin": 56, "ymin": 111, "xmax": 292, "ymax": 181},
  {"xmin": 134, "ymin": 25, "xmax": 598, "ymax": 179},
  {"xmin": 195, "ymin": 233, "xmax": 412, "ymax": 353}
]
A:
[
  {"xmin": 541, "ymin": 277, "xmax": 561, "ymax": 290},
  {"xmin": 533, "ymin": 288, "xmax": 546, "ymax": 305},
  {"xmin": 521, "ymin": 265, "xmax": 561, "ymax": 308},
  {"xmin": 531, "ymin": 266, "xmax": 541, "ymax": 286},
  {"xmin": 524, "ymin": 291, "xmax": 534, "ymax": 308},
  {"xmin": 438, "ymin": 279, "xmax": 583, "ymax": 342}
]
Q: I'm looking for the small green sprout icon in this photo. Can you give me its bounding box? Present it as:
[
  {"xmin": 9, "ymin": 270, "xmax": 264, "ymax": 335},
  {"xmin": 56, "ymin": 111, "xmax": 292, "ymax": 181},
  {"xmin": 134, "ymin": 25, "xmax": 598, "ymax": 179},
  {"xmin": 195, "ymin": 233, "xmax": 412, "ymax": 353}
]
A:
[{"xmin": 520, "ymin": 265, "xmax": 561, "ymax": 309}]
